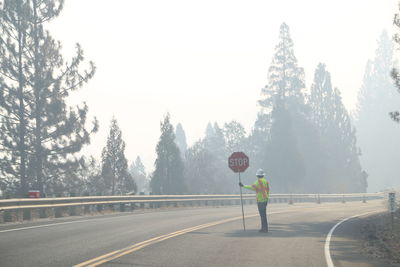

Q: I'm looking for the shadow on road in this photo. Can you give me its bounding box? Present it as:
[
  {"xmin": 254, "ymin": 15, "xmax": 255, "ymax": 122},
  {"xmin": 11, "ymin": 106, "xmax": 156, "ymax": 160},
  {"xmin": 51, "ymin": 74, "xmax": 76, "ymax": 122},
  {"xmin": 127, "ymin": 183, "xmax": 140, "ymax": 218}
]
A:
[{"xmin": 224, "ymin": 221, "xmax": 333, "ymax": 238}]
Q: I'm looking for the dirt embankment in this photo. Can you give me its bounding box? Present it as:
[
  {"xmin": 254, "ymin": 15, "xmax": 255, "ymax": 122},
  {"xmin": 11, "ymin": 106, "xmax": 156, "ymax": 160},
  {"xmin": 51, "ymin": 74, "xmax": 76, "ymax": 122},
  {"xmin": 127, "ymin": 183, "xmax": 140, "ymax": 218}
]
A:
[{"xmin": 362, "ymin": 210, "xmax": 400, "ymax": 264}]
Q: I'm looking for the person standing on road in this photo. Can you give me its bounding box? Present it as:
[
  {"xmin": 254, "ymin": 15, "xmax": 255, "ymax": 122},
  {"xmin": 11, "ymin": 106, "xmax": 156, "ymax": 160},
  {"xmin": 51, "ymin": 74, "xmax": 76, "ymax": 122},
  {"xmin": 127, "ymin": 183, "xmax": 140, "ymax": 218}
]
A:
[{"xmin": 239, "ymin": 169, "xmax": 270, "ymax": 233}]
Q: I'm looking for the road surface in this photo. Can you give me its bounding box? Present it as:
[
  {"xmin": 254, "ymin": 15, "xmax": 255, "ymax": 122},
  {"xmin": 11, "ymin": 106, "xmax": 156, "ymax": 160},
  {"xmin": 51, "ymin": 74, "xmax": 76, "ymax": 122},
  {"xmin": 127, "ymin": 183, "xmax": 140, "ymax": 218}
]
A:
[{"xmin": 0, "ymin": 200, "xmax": 390, "ymax": 267}]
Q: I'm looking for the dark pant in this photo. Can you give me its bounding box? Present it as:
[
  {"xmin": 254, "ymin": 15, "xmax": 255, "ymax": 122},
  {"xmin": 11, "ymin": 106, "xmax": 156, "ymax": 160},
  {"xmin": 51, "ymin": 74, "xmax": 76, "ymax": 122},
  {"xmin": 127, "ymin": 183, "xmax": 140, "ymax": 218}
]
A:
[{"xmin": 257, "ymin": 201, "xmax": 268, "ymax": 231}]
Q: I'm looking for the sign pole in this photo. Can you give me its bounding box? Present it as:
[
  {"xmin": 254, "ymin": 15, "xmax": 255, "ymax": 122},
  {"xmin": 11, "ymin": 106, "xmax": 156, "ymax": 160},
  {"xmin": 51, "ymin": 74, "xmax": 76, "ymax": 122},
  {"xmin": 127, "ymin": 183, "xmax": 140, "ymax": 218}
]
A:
[
  {"xmin": 228, "ymin": 151, "xmax": 249, "ymax": 232},
  {"xmin": 238, "ymin": 172, "xmax": 246, "ymax": 231}
]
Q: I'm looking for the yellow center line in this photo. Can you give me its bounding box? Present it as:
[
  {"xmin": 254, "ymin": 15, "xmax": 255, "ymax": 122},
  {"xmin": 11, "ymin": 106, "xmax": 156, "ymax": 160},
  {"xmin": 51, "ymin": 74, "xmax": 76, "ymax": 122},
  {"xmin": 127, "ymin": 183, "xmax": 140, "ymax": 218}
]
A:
[
  {"xmin": 74, "ymin": 214, "xmax": 260, "ymax": 267},
  {"xmin": 75, "ymin": 205, "xmax": 367, "ymax": 267}
]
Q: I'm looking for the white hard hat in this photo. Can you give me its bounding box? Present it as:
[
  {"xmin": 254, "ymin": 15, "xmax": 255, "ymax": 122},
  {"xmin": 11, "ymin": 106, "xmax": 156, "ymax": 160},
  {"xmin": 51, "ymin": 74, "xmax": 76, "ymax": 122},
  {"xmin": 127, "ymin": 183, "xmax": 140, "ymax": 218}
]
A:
[{"xmin": 256, "ymin": 169, "xmax": 265, "ymax": 177}]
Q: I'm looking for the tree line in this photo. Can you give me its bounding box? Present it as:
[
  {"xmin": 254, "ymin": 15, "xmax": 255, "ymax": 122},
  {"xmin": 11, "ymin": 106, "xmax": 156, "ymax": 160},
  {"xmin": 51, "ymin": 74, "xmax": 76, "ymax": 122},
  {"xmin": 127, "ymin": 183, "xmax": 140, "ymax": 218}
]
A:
[
  {"xmin": 2, "ymin": 1, "xmax": 399, "ymax": 197},
  {"xmin": 151, "ymin": 23, "xmax": 367, "ymax": 195}
]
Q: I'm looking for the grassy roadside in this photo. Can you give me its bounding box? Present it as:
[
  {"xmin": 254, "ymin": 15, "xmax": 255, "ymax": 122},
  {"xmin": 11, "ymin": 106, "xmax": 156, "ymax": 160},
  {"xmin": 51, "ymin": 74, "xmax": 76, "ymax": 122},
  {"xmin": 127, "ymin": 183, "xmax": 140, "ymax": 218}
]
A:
[{"xmin": 362, "ymin": 209, "xmax": 400, "ymax": 264}]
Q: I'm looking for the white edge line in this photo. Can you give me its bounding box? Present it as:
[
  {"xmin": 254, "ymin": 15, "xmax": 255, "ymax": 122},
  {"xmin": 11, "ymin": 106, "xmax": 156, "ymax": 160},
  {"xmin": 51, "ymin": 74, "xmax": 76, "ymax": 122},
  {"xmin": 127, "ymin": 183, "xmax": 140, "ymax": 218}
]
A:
[
  {"xmin": 324, "ymin": 210, "xmax": 380, "ymax": 267},
  {"xmin": 0, "ymin": 205, "xmax": 340, "ymax": 234},
  {"xmin": 0, "ymin": 219, "xmax": 93, "ymax": 233},
  {"xmin": 0, "ymin": 207, "xmax": 293, "ymax": 234}
]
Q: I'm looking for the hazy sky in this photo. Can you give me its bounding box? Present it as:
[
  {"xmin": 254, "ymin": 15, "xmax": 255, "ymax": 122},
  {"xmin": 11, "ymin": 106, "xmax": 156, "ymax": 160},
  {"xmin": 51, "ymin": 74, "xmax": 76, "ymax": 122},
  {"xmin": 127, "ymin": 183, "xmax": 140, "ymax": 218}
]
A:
[{"xmin": 47, "ymin": 0, "xmax": 397, "ymax": 171}]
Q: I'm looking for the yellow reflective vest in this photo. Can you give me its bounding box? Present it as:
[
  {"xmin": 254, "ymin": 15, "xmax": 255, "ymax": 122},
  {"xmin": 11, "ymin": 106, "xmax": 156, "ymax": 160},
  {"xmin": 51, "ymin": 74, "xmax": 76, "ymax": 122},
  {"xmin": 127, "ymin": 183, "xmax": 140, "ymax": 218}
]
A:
[{"xmin": 243, "ymin": 178, "xmax": 270, "ymax": 202}]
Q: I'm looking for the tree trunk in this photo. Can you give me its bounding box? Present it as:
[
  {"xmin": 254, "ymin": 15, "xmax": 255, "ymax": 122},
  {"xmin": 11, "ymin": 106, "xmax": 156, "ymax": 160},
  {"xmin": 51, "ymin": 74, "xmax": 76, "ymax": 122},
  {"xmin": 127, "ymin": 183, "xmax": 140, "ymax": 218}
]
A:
[
  {"xmin": 17, "ymin": 5, "xmax": 27, "ymax": 197},
  {"xmin": 32, "ymin": 0, "xmax": 44, "ymax": 194}
]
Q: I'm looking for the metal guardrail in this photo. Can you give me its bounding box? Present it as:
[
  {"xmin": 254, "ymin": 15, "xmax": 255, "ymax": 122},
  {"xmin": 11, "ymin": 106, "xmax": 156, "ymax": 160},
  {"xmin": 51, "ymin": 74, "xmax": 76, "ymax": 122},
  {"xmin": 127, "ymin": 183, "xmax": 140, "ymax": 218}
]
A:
[{"xmin": 0, "ymin": 192, "xmax": 384, "ymax": 223}]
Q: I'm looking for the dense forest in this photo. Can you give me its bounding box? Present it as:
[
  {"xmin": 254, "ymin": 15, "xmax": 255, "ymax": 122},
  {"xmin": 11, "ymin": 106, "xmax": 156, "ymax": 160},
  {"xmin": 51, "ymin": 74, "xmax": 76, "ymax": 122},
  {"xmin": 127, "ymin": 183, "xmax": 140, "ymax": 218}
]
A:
[{"xmin": 1, "ymin": 0, "xmax": 399, "ymax": 198}]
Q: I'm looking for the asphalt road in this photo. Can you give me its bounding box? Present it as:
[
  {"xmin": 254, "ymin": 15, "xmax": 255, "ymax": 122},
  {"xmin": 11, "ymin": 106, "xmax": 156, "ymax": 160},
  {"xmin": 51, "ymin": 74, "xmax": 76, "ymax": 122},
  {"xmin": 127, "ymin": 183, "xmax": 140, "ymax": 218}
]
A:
[{"xmin": 0, "ymin": 200, "xmax": 389, "ymax": 267}]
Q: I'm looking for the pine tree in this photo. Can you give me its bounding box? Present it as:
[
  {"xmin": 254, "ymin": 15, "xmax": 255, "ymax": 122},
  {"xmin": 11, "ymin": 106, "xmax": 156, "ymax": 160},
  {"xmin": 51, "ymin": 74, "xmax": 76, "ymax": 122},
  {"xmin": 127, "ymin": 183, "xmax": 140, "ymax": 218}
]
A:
[
  {"xmin": 101, "ymin": 118, "xmax": 136, "ymax": 195},
  {"xmin": 257, "ymin": 23, "xmax": 307, "ymax": 192},
  {"xmin": 28, "ymin": 0, "xmax": 97, "ymax": 195},
  {"xmin": 151, "ymin": 114, "xmax": 185, "ymax": 194},
  {"xmin": 259, "ymin": 22, "xmax": 306, "ymax": 112},
  {"xmin": 175, "ymin": 123, "xmax": 187, "ymax": 160},
  {"xmin": 129, "ymin": 156, "xmax": 148, "ymax": 193},
  {"xmin": 311, "ymin": 64, "xmax": 366, "ymax": 192},
  {"xmin": 356, "ymin": 31, "xmax": 400, "ymax": 191},
  {"xmin": 0, "ymin": 0, "xmax": 98, "ymax": 196}
]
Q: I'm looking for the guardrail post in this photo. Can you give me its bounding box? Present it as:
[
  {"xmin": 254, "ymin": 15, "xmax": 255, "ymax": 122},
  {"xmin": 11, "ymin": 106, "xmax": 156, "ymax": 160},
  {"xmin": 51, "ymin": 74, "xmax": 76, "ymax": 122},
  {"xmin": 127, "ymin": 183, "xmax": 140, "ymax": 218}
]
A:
[
  {"xmin": 46, "ymin": 208, "xmax": 54, "ymax": 218},
  {"xmin": 342, "ymin": 194, "xmax": 346, "ymax": 204},
  {"xmin": 4, "ymin": 210, "xmax": 11, "ymax": 222},
  {"xmin": 363, "ymin": 195, "xmax": 366, "ymax": 203},
  {"xmin": 69, "ymin": 206, "xmax": 77, "ymax": 216},
  {"xmin": 118, "ymin": 203, "xmax": 124, "ymax": 212},
  {"xmin": 316, "ymin": 194, "xmax": 321, "ymax": 204},
  {"xmin": 39, "ymin": 208, "xmax": 46, "ymax": 218},
  {"xmin": 23, "ymin": 209, "xmax": 31, "ymax": 221},
  {"xmin": 84, "ymin": 205, "xmax": 90, "ymax": 214},
  {"xmin": 55, "ymin": 207, "xmax": 63, "ymax": 218},
  {"xmin": 108, "ymin": 204, "xmax": 115, "ymax": 212},
  {"xmin": 97, "ymin": 204, "xmax": 103, "ymax": 213},
  {"xmin": 16, "ymin": 209, "xmax": 23, "ymax": 221},
  {"xmin": 30, "ymin": 208, "xmax": 37, "ymax": 220},
  {"xmin": 289, "ymin": 194, "xmax": 294, "ymax": 205}
]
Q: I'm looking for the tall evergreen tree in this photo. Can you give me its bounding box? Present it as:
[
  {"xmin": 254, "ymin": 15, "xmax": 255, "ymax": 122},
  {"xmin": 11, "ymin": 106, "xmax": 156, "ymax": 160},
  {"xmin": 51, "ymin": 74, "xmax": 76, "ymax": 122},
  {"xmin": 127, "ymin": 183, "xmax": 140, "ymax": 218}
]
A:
[
  {"xmin": 151, "ymin": 114, "xmax": 185, "ymax": 194},
  {"xmin": 311, "ymin": 64, "xmax": 366, "ymax": 192},
  {"xmin": 28, "ymin": 0, "xmax": 97, "ymax": 195},
  {"xmin": 129, "ymin": 156, "xmax": 148, "ymax": 193},
  {"xmin": 356, "ymin": 31, "xmax": 400, "ymax": 191},
  {"xmin": 0, "ymin": 0, "xmax": 97, "ymax": 196},
  {"xmin": 258, "ymin": 23, "xmax": 307, "ymax": 192},
  {"xmin": 175, "ymin": 123, "xmax": 187, "ymax": 160},
  {"xmin": 101, "ymin": 118, "xmax": 136, "ymax": 195},
  {"xmin": 259, "ymin": 22, "xmax": 306, "ymax": 112}
]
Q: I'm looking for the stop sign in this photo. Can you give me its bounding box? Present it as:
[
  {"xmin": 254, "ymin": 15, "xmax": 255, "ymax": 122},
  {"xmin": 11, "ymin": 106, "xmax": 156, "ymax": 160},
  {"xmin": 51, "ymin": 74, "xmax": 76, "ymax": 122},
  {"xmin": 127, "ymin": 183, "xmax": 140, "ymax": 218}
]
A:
[{"xmin": 228, "ymin": 152, "xmax": 249, "ymax": 173}]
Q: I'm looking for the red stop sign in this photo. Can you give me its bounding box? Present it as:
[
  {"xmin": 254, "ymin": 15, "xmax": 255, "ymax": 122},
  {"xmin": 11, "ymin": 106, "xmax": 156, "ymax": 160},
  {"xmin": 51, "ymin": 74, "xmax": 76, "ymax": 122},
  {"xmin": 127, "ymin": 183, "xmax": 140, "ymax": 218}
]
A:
[{"xmin": 228, "ymin": 152, "xmax": 249, "ymax": 173}]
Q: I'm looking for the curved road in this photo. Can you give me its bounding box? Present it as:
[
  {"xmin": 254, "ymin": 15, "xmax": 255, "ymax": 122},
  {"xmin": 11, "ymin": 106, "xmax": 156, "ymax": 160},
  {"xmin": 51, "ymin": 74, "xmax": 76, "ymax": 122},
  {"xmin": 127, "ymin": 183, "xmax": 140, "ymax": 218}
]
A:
[{"xmin": 0, "ymin": 200, "xmax": 386, "ymax": 267}]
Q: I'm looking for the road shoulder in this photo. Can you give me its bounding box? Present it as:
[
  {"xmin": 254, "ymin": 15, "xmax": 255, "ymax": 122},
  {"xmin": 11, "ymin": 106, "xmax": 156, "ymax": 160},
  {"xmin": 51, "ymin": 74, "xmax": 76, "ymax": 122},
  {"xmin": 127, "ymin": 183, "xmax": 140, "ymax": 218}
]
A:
[{"xmin": 330, "ymin": 212, "xmax": 400, "ymax": 267}]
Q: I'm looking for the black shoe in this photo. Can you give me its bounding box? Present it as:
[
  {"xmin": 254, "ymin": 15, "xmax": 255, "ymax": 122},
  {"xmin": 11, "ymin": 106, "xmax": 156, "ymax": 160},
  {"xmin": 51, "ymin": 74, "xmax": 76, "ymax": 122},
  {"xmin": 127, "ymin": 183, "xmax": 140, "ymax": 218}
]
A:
[{"xmin": 259, "ymin": 229, "xmax": 268, "ymax": 233}]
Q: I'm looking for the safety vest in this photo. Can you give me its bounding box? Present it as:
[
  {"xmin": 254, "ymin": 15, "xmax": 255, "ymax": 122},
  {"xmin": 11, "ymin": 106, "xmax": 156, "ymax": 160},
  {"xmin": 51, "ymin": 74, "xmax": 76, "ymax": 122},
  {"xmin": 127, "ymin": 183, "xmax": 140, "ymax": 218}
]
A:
[{"xmin": 243, "ymin": 178, "xmax": 269, "ymax": 202}]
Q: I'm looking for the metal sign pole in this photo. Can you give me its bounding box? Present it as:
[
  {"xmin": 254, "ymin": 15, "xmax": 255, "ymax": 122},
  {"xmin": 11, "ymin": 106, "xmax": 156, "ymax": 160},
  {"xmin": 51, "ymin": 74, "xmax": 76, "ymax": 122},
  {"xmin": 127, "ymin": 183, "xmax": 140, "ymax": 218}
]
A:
[{"xmin": 238, "ymin": 172, "xmax": 246, "ymax": 231}]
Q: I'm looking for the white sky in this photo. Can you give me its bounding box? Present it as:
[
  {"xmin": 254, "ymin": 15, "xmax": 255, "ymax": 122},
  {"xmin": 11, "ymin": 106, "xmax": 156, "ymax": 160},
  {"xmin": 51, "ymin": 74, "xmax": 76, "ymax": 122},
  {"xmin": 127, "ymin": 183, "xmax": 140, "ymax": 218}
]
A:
[{"xmin": 47, "ymin": 0, "xmax": 398, "ymax": 171}]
